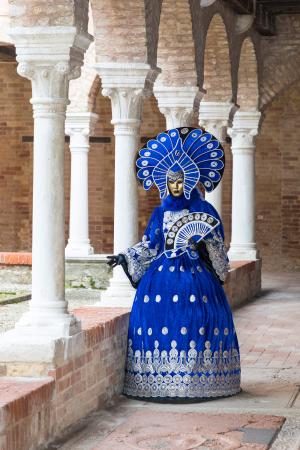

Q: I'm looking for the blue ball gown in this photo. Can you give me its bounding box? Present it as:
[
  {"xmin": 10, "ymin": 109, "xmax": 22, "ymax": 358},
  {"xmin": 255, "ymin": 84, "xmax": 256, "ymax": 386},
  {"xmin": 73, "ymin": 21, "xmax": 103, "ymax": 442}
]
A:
[{"xmin": 121, "ymin": 189, "xmax": 241, "ymax": 399}]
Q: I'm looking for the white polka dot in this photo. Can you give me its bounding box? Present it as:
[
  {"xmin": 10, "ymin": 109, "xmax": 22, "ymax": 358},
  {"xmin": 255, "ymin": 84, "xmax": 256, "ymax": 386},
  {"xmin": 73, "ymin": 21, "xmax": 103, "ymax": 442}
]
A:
[
  {"xmin": 137, "ymin": 327, "xmax": 142, "ymax": 335},
  {"xmin": 144, "ymin": 295, "xmax": 149, "ymax": 303},
  {"xmin": 152, "ymin": 143, "xmax": 158, "ymax": 149},
  {"xmin": 142, "ymin": 160, "xmax": 148, "ymax": 166},
  {"xmin": 148, "ymin": 328, "xmax": 152, "ymax": 335},
  {"xmin": 173, "ymin": 295, "xmax": 179, "ymax": 302},
  {"xmin": 190, "ymin": 294, "xmax": 196, "ymax": 303},
  {"xmin": 224, "ymin": 328, "xmax": 229, "ymax": 335},
  {"xmin": 155, "ymin": 295, "xmax": 161, "ymax": 303},
  {"xmin": 160, "ymin": 136, "xmax": 166, "ymax": 142},
  {"xmin": 191, "ymin": 268, "xmax": 195, "ymax": 274},
  {"xmin": 199, "ymin": 327, "xmax": 205, "ymax": 335},
  {"xmin": 158, "ymin": 265, "xmax": 163, "ymax": 272},
  {"xmin": 197, "ymin": 266, "xmax": 202, "ymax": 272},
  {"xmin": 162, "ymin": 327, "xmax": 168, "ymax": 335},
  {"xmin": 181, "ymin": 327, "xmax": 187, "ymax": 335},
  {"xmin": 203, "ymin": 295, "xmax": 208, "ymax": 303},
  {"xmin": 214, "ymin": 328, "xmax": 219, "ymax": 336},
  {"xmin": 180, "ymin": 266, "xmax": 185, "ymax": 272},
  {"xmin": 169, "ymin": 266, "xmax": 175, "ymax": 272}
]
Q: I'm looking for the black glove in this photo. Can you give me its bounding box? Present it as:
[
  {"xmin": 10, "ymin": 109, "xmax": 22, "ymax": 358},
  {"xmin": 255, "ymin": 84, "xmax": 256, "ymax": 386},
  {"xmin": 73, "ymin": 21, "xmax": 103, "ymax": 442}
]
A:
[{"xmin": 106, "ymin": 254, "xmax": 125, "ymax": 268}]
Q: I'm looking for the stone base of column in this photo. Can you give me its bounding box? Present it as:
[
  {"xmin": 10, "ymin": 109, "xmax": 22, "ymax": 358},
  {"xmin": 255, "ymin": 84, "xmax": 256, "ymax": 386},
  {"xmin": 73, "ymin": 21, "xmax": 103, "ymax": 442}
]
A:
[
  {"xmin": 98, "ymin": 267, "xmax": 135, "ymax": 308},
  {"xmin": 228, "ymin": 243, "xmax": 260, "ymax": 261},
  {"xmin": 0, "ymin": 314, "xmax": 84, "ymax": 373},
  {"xmin": 65, "ymin": 239, "xmax": 94, "ymax": 257}
]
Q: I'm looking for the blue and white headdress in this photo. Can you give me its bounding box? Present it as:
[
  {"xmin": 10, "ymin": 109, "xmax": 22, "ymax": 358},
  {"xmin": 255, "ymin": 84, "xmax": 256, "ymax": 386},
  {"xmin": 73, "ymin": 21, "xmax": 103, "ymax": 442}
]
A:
[{"xmin": 136, "ymin": 127, "xmax": 225, "ymax": 199}]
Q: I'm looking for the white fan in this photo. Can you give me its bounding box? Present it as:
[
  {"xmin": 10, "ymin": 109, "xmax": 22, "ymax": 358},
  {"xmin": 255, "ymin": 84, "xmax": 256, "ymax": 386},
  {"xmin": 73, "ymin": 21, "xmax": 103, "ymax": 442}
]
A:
[{"xmin": 165, "ymin": 212, "xmax": 219, "ymax": 257}]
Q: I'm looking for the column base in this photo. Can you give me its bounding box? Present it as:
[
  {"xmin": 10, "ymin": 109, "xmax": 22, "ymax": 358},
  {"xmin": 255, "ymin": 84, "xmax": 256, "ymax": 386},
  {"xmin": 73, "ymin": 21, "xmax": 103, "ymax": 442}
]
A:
[
  {"xmin": 65, "ymin": 240, "xmax": 94, "ymax": 257},
  {"xmin": 0, "ymin": 314, "xmax": 84, "ymax": 373},
  {"xmin": 228, "ymin": 243, "xmax": 260, "ymax": 261},
  {"xmin": 98, "ymin": 272, "xmax": 135, "ymax": 308}
]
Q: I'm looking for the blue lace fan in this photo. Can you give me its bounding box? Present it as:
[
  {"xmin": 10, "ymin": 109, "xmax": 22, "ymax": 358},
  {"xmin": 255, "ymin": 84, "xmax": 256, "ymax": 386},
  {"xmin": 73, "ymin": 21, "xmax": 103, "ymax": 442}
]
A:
[
  {"xmin": 165, "ymin": 211, "xmax": 219, "ymax": 258},
  {"xmin": 136, "ymin": 127, "xmax": 225, "ymax": 199}
]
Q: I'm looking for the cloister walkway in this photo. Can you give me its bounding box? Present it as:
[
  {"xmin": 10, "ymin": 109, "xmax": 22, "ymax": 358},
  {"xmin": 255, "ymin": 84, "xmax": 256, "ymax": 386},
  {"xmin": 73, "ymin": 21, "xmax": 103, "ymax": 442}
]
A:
[{"xmin": 44, "ymin": 272, "xmax": 300, "ymax": 450}]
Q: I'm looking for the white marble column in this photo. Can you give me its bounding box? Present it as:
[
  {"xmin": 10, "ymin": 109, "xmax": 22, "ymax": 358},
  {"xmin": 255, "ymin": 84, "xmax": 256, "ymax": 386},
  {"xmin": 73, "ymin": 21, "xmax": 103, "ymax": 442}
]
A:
[
  {"xmin": 154, "ymin": 85, "xmax": 203, "ymax": 129},
  {"xmin": 65, "ymin": 112, "xmax": 98, "ymax": 257},
  {"xmin": 95, "ymin": 63, "xmax": 159, "ymax": 307},
  {"xmin": 0, "ymin": 27, "xmax": 92, "ymax": 363},
  {"xmin": 199, "ymin": 102, "xmax": 235, "ymax": 217},
  {"xmin": 228, "ymin": 111, "xmax": 261, "ymax": 261}
]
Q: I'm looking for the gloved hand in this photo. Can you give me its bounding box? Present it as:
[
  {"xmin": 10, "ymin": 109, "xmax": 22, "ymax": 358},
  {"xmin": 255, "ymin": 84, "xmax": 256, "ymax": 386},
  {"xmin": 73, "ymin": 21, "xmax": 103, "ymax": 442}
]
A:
[{"xmin": 106, "ymin": 254, "xmax": 125, "ymax": 268}]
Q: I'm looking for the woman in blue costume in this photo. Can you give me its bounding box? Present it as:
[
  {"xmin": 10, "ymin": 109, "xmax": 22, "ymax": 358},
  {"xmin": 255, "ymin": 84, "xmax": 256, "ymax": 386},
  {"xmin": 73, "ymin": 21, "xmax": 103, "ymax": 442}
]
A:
[{"xmin": 108, "ymin": 127, "xmax": 241, "ymax": 399}]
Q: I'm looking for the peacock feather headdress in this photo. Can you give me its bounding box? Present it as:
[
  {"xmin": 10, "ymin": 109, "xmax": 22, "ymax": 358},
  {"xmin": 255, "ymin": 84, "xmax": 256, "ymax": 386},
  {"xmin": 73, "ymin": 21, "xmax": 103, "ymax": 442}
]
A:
[{"xmin": 136, "ymin": 127, "xmax": 225, "ymax": 199}]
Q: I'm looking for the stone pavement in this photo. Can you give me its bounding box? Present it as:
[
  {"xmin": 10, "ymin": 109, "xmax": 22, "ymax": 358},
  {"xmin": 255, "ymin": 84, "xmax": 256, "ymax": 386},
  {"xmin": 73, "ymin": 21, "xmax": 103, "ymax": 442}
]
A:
[{"xmin": 44, "ymin": 272, "xmax": 300, "ymax": 450}]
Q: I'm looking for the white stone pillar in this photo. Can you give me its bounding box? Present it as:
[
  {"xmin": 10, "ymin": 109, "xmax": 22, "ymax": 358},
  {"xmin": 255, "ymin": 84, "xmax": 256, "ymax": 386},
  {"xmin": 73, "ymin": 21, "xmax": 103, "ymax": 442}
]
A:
[
  {"xmin": 199, "ymin": 102, "xmax": 235, "ymax": 217},
  {"xmin": 95, "ymin": 63, "xmax": 159, "ymax": 307},
  {"xmin": 0, "ymin": 27, "xmax": 92, "ymax": 364},
  {"xmin": 228, "ymin": 111, "xmax": 261, "ymax": 261},
  {"xmin": 154, "ymin": 85, "xmax": 203, "ymax": 129},
  {"xmin": 65, "ymin": 112, "xmax": 98, "ymax": 257}
]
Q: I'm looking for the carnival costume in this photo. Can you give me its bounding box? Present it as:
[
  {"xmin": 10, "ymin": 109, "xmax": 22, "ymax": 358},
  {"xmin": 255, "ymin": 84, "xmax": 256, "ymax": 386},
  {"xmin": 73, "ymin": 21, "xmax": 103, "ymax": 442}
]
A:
[{"xmin": 108, "ymin": 127, "xmax": 241, "ymax": 399}]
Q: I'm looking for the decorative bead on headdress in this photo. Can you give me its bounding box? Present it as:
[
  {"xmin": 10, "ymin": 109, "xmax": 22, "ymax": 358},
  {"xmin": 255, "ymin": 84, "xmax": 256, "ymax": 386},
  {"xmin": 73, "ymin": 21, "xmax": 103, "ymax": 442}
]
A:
[
  {"xmin": 167, "ymin": 169, "xmax": 184, "ymax": 182},
  {"xmin": 136, "ymin": 127, "xmax": 225, "ymax": 199}
]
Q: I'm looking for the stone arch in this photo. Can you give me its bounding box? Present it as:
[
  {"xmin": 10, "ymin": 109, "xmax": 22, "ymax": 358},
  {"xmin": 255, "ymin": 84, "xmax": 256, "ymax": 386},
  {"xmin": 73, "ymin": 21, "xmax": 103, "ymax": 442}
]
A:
[
  {"xmin": 260, "ymin": 16, "xmax": 300, "ymax": 110},
  {"xmin": 90, "ymin": 0, "xmax": 162, "ymax": 67},
  {"xmin": 68, "ymin": 42, "xmax": 99, "ymax": 113},
  {"xmin": 203, "ymin": 13, "xmax": 232, "ymax": 102},
  {"xmin": 156, "ymin": 0, "xmax": 197, "ymax": 86},
  {"xmin": 237, "ymin": 37, "xmax": 259, "ymax": 110}
]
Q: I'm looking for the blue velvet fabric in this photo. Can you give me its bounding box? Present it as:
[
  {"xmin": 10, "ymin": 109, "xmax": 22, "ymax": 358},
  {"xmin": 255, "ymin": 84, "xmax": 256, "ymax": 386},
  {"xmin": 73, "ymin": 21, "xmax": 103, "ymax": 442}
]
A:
[{"xmin": 123, "ymin": 190, "xmax": 241, "ymax": 398}]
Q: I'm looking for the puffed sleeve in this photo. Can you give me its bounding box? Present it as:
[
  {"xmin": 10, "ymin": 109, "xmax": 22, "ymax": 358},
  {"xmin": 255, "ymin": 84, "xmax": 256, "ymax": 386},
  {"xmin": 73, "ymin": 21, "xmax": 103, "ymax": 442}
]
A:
[
  {"xmin": 120, "ymin": 207, "xmax": 163, "ymax": 286},
  {"xmin": 201, "ymin": 202, "xmax": 230, "ymax": 283}
]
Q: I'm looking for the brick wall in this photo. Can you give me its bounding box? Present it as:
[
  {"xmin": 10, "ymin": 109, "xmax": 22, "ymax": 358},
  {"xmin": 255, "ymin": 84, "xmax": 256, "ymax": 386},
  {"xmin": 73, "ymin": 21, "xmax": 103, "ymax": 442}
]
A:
[
  {"xmin": 0, "ymin": 63, "xmax": 33, "ymax": 251},
  {"xmin": 256, "ymin": 80, "xmax": 300, "ymax": 271}
]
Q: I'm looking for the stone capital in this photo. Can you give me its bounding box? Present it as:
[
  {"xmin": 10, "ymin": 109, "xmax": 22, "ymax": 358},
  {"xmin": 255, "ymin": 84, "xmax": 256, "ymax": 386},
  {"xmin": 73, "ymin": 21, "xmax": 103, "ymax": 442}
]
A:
[
  {"xmin": 95, "ymin": 62, "xmax": 160, "ymax": 128},
  {"xmin": 65, "ymin": 112, "xmax": 99, "ymax": 137},
  {"xmin": 199, "ymin": 102, "xmax": 236, "ymax": 125},
  {"xmin": 228, "ymin": 110, "xmax": 261, "ymax": 149},
  {"xmin": 154, "ymin": 85, "xmax": 203, "ymax": 129},
  {"xmin": 9, "ymin": 26, "xmax": 93, "ymax": 108}
]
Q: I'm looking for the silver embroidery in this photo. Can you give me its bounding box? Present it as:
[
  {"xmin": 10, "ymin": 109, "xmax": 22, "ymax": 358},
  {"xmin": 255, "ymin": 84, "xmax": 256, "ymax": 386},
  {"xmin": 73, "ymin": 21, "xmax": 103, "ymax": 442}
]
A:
[
  {"xmin": 124, "ymin": 339, "xmax": 240, "ymax": 398},
  {"xmin": 122, "ymin": 239, "xmax": 159, "ymax": 283},
  {"xmin": 205, "ymin": 230, "xmax": 230, "ymax": 282}
]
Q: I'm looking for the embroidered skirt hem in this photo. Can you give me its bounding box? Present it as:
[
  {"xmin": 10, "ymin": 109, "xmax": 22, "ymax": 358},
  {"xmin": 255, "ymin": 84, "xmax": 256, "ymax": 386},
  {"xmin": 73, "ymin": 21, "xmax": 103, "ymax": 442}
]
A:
[{"xmin": 123, "ymin": 373, "xmax": 240, "ymax": 398}]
